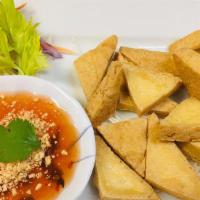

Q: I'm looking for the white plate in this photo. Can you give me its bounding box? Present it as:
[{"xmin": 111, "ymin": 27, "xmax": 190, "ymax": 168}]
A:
[{"xmin": 14, "ymin": 0, "xmax": 200, "ymax": 199}]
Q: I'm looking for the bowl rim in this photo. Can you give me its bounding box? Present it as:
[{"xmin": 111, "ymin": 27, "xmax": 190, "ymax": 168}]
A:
[{"xmin": 0, "ymin": 75, "xmax": 96, "ymax": 200}]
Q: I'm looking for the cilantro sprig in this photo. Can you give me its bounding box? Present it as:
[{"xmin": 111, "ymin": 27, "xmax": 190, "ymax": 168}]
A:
[
  {"xmin": 0, "ymin": 0, "xmax": 47, "ymax": 75},
  {"xmin": 0, "ymin": 119, "xmax": 41, "ymax": 163}
]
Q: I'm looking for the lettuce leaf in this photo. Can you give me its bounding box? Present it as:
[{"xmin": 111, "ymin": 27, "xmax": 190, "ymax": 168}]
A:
[
  {"xmin": 0, "ymin": 0, "xmax": 47, "ymax": 75},
  {"xmin": 0, "ymin": 29, "xmax": 16, "ymax": 74}
]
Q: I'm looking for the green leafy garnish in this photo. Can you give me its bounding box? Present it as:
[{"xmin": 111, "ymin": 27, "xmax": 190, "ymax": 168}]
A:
[
  {"xmin": 0, "ymin": 119, "xmax": 41, "ymax": 162},
  {"xmin": 0, "ymin": 0, "xmax": 47, "ymax": 75}
]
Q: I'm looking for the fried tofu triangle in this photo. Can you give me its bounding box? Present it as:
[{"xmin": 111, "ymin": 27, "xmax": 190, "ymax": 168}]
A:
[
  {"xmin": 119, "ymin": 47, "xmax": 176, "ymax": 74},
  {"xmin": 117, "ymin": 89, "xmax": 177, "ymax": 117},
  {"xmin": 74, "ymin": 35, "xmax": 117, "ymax": 99},
  {"xmin": 174, "ymin": 48, "xmax": 200, "ymax": 100},
  {"xmin": 86, "ymin": 61, "xmax": 123, "ymax": 127},
  {"xmin": 146, "ymin": 114, "xmax": 200, "ymax": 200},
  {"xmin": 94, "ymin": 136, "xmax": 160, "ymax": 200},
  {"xmin": 123, "ymin": 65, "xmax": 181, "ymax": 115},
  {"xmin": 159, "ymin": 98, "xmax": 200, "ymax": 142},
  {"xmin": 97, "ymin": 118, "xmax": 147, "ymax": 177},
  {"xmin": 169, "ymin": 30, "xmax": 200, "ymax": 53}
]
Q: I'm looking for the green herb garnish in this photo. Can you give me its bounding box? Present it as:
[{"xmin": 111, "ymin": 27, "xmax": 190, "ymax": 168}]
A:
[
  {"xmin": 0, "ymin": 0, "xmax": 47, "ymax": 75},
  {"xmin": 0, "ymin": 119, "xmax": 41, "ymax": 163}
]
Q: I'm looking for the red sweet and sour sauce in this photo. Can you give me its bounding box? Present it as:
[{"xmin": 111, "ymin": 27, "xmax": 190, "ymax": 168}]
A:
[{"xmin": 0, "ymin": 92, "xmax": 80, "ymax": 200}]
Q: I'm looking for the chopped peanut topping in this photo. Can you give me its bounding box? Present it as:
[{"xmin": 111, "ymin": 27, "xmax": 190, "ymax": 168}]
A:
[
  {"xmin": 0, "ymin": 110, "xmax": 55, "ymax": 194},
  {"xmin": 35, "ymin": 183, "xmax": 42, "ymax": 191}
]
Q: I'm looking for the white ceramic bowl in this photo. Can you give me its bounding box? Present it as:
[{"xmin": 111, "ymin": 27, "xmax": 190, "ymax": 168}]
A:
[{"xmin": 0, "ymin": 75, "xmax": 96, "ymax": 200}]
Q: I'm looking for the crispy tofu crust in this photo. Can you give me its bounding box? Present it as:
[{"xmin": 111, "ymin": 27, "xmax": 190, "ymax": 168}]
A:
[
  {"xmin": 97, "ymin": 118, "xmax": 147, "ymax": 177},
  {"xmin": 95, "ymin": 136, "xmax": 160, "ymax": 200},
  {"xmin": 117, "ymin": 89, "xmax": 136, "ymax": 112},
  {"xmin": 117, "ymin": 89, "xmax": 177, "ymax": 117},
  {"xmin": 173, "ymin": 48, "xmax": 200, "ymax": 100},
  {"xmin": 74, "ymin": 35, "xmax": 117, "ymax": 99},
  {"xmin": 179, "ymin": 142, "xmax": 200, "ymax": 164},
  {"xmin": 119, "ymin": 47, "xmax": 177, "ymax": 75},
  {"xmin": 159, "ymin": 125, "xmax": 200, "ymax": 142},
  {"xmin": 123, "ymin": 65, "xmax": 181, "ymax": 115},
  {"xmin": 151, "ymin": 98, "xmax": 177, "ymax": 117},
  {"xmin": 86, "ymin": 61, "xmax": 123, "ymax": 127},
  {"xmin": 159, "ymin": 98, "xmax": 200, "ymax": 142},
  {"xmin": 169, "ymin": 30, "xmax": 200, "ymax": 53},
  {"xmin": 146, "ymin": 114, "xmax": 200, "ymax": 200}
]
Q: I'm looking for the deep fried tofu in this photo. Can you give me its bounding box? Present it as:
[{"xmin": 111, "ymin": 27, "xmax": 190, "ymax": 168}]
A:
[
  {"xmin": 74, "ymin": 35, "xmax": 117, "ymax": 99},
  {"xmin": 159, "ymin": 98, "xmax": 200, "ymax": 142},
  {"xmin": 173, "ymin": 48, "xmax": 200, "ymax": 100},
  {"xmin": 117, "ymin": 89, "xmax": 177, "ymax": 117},
  {"xmin": 94, "ymin": 136, "xmax": 160, "ymax": 200},
  {"xmin": 123, "ymin": 65, "xmax": 181, "ymax": 115},
  {"xmin": 179, "ymin": 142, "xmax": 200, "ymax": 164},
  {"xmin": 97, "ymin": 118, "xmax": 147, "ymax": 177},
  {"xmin": 169, "ymin": 30, "xmax": 200, "ymax": 53},
  {"xmin": 120, "ymin": 47, "xmax": 177, "ymax": 74},
  {"xmin": 146, "ymin": 114, "xmax": 200, "ymax": 200},
  {"xmin": 86, "ymin": 61, "xmax": 123, "ymax": 127}
]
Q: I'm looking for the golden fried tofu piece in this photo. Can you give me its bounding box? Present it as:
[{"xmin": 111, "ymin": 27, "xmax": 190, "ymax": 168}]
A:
[
  {"xmin": 120, "ymin": 47, "xmax": 177, "ymax": 74},
  {"xmin": 95, "ymin": 136, "xmax": 160, "ymax": 200},
  {"xmin": 146, "ymin": 114, "xmax": 200, "ymax": 200},
  {"xmin": 151, "ymin": 98, "xmax": 177, "ymax": 117},
  {"xmin": 173, "ymin": 48, "xmax": 200, "ymax": 100},
  {"xmin": 117, "ymin": 89, "xmax": 177, "ymax": 117},
  {"xmin": 86, "ymin": 61, "xmax": 123, "ymax": 127},
  {"xmin": 179, "ymin": 142, "xmax": 200, "ymax": 164},
  {"xmin": 97, "ymin": 118, "xmax": 147, "ymax": 177},
  {"xmin": 123, "ymin": 65, "xmax": 181, "ymax": 115},
  {"xmin": 159, "ymin": 98, "xmax": 200, "ymax": 142},
  {"xmin": 169, "ymin": 30, "xmax": 200, "ymax": 53},
  {"xmin": 74, "ymin": 35, "xmax": 117, "ymax": 99}
]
